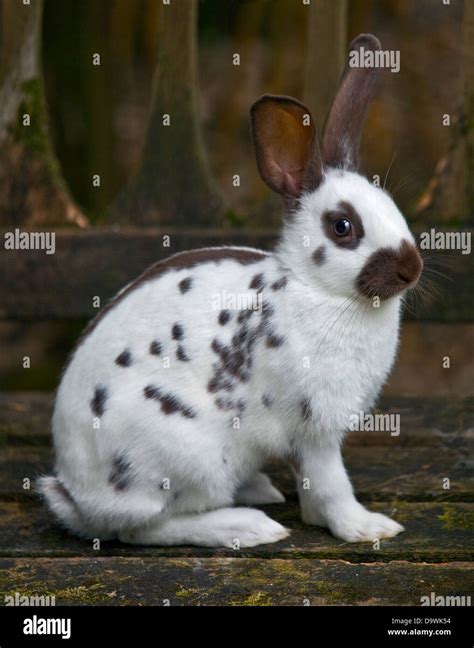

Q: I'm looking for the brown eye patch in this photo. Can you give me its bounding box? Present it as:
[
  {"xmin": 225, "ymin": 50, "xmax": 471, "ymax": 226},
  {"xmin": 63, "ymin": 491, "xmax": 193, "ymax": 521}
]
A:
[{"xmin": 322, "ymin": 201, "xmax": 364, "ymax": 250}]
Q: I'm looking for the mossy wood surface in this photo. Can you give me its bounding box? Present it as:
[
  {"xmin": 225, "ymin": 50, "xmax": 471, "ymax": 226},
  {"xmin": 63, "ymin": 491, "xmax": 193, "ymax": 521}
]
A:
[
  {"xmin": 0, "ymin": 392, "xmax": 472, "ymax": 604},
  {"xmin": 0, "ymin": 558, "xmax": 472, "ymax": 606}
]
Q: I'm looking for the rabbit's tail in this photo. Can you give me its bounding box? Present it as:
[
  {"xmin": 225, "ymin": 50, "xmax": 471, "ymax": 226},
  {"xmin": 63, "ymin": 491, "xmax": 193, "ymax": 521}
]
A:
[
  {"xmin": 37, "ymin": 475, "xmax": 166, "ymax": 540},
  {"xmin": 37, "ymin": 476, "xmax": 85, "ymax": 537}
]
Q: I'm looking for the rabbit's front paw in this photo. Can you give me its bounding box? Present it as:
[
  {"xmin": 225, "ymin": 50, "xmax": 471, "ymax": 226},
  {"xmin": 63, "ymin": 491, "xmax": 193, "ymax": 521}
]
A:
[
  {"xmin": 329, "ymin": 505, "xmax": 404, "ymax": 543},
  {"xmin": 224, "ymin": 509, "xmax": 290, "ymax": 548}
]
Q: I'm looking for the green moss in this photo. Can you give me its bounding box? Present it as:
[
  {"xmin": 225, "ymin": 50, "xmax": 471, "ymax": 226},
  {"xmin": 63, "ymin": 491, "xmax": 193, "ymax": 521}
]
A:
[
  {"xmin": 0, "ymin": 578, "xmax": 109, "ymax": 605},
  {"xmin": 175, "ymin": 587, "xmax": 195, "ymax": 598},
  {"xmin": 10, "ymin": 77, "xmax": 61, "ymax": 178},
  {"xmin": 12, "ymin": 79, "xmax": 46, "ymax": 152},
  {"xmin": 223, "ymin": 559, "xmax": 364, "ymax": 605},
  {"xmin": 55, "ymin": 583, "xmax": 108, "ymax": 604},
  {"xmin": 231, "ymin": 590, "xmax": 273, "ymax": 606},
  {"xmin": 310, "ymin": 579, "xmax": 361, "ymax": 604},
  {"xmin": 0, "ymin": 566, "xmax": 30, "ymax": 595},
  {"xmin": 438, "ymin": 504, "xmax": 474, "ymax": 530}
]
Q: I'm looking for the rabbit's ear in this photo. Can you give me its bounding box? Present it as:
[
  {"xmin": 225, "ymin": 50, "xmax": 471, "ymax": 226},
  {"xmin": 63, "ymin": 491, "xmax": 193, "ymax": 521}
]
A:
[
  {"xmin": 250, "ymin": 95, "xmax": 323, "ymax": 197},
  {"xmin": 322, "ymin": 34, "xmax": 381, "ymax": 171}
]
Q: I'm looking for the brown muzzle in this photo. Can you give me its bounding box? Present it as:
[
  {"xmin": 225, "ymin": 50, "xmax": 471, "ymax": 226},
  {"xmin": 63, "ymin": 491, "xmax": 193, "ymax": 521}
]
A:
[{"xmin": 356, "ymin": 239, "xmax": 423, "ymax": 300}]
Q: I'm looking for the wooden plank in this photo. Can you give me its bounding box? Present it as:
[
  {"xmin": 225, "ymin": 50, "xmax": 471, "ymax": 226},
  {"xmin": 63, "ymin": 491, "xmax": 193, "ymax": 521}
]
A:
[
  {"xmin": 0, "ymin": 228, "xmax": 277, "ymax": 320},
  {"xmin": 0, "ymin": 557, "xmax": 472, "ymax": 605},
  {"xmin": 0, "ymin": 392, "xmax": 52, "ymax": 446},
  {"xmin": 0, "ymin": 228, "xmax": 472, "ymax": 321},
  {"xmin": 2, "ymin": 443, "xmax": 472, "ymax": 503},
  {"xmin": 1, "ymin": 392, "xmax": 472, "ymax": 446},
  {"xmin": 267, "ymin": 444, "xmax": 474, "ymax": 503},
  {"xmin": 0, "ymin": 501, "xmax": 472, "ymax": 561}
]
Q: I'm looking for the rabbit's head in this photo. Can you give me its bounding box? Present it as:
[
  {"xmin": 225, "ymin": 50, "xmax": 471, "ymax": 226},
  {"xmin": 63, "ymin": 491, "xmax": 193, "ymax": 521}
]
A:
[{"xmin": 251, "ymin": 34, "xmax": 422, "ymax": 302}]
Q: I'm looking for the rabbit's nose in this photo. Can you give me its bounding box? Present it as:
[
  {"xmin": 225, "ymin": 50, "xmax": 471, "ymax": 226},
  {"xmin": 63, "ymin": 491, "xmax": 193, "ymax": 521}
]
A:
[
  {"xmin": 396, "ymin": 241, "xmax": 423, "ymax": 287},
  {"xmin": 356, "ymin": 239, "xmax": 424, "ymax": 300}
]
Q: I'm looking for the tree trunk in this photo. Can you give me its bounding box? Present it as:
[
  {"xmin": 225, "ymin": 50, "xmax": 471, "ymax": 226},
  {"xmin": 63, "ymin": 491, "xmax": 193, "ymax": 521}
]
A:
[
  {"xmin": 109, "ymin": 0, "xmax": 225, "ymax": 226},
  {"xmin": 303, "ymin": 0, "xmax": 348, "ymax": 124},
  {"xmin": 0, "ymin": 0, "xmax": 86, "ymax": 227},
  {"xmin": 416, "ymin": 0, "xmax": 473, "ymax": 225}
]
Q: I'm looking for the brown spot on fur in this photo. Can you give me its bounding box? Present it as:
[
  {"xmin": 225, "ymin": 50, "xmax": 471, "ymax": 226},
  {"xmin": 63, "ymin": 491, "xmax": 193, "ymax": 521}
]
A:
[
  {"xmin": 300, "ymin": 398, "xmax": 312, "ymax": 421},
  {"xmin": 211, "ymin": 338, "xmax": 224, "ymax": 355},
  {"xmin": 356, "ymin": 239, "xmax": 423, "ymax": 300},
  {"xmin": 215, "ymin": 397, "xmax": 234, "ymax": 411},
  {"xmin": 232, "ymin": 328, "xmax": 248, "ymax": 346},
  {"xmin": 178, "ymin": 277, "xmax": 193, "ymax": 293},
  {"xmin": 208, "ymin": 292, "xmax": 279, "ymax": 394},
  {"xmin": 312, "ymin": 246, "xmax": 326, "ymax": 265},
  {"xmin": 144, "ymin": 384, "xmax": 196, "ymax": 419},
  {"xmin": 211, "ymin": 337, "xmax": 249, "ymax": 383},
  {"xmin": 176, "ymin": 345, "xmax": 190, "ymax": 362},
  {"xmin": 215, "ymin": 396, "xmax": 245, "ymax": 412},
  {"xmin": 53, "ymin": 480, "xmax": 78, "ymax": 510},
  {"xmin": 218, "ymin": 310, "xmax": 232, "ymax": 326},
  {"xmin": 249, "ymin": 273, "xmax": 265, "ymax": 290},
  {"xmin": 150, "ymin": 340, "xmax": 162, "ymax": 355},
  {"xmin": 172, "ymin": 323, "xmax": 184, "ymax": 340},
  {"xmin": 115, "ymin": 349, "xmax": 132, "ymax": 367},
  {"xmin": 262, "ymin": 393, "xmax": 273, "ymax": 408},
  {"xmin": 237, "ymin": 309, "xmax": 254, "ymax": 323},
  {"xmin": 266, "ymin": 333, "xmax": 285, "ymax": 348},
  {"xmin": 109, "ymin": 454, "xmax": 133, "ymax": 491},
  {"xmin": 90, "ymin": 385, "xmax": 108, "ymax": 417},
  {"xmin": 271, "ymin": 276, "xmax": 288, "ymax": 291},
  {"xmin": 207, "ymin": 366, "xmax": 234, "ymax": 393},
  {"xmin": 262, "ymin": 302, "xmax": 275, "ymax": 319}
]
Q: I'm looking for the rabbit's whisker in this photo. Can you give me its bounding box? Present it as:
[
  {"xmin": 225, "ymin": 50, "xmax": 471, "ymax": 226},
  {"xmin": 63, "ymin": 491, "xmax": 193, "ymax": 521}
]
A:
[{"xmin": 383, "ymin": 147, "xmax": 399, "ymax": 191}]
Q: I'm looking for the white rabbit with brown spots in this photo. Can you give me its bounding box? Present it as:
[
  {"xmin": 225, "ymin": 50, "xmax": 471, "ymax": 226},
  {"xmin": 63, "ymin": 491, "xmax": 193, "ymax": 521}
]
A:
[{"xmin": 38, "ymin": 34, "xmax": 422, "ymax": 547}]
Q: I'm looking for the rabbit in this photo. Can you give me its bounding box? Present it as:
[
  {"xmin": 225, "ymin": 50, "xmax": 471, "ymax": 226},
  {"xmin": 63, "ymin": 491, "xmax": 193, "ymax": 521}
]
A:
[{"xmin": 38, "ymin": 33, "xmax": 422, "ymax": 548}]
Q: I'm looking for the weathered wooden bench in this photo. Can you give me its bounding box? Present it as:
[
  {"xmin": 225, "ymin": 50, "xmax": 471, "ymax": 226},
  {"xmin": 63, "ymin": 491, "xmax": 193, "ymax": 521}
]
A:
[{"xmin": 0, "ymin": 392, "xmax": 473, "ymax": 605}]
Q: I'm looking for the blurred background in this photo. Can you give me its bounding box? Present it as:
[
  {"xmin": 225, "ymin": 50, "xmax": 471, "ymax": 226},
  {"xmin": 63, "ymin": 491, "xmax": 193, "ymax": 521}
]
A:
[
  {"xmin": 42, "ymin": 0, "xmax": 464, "ymax": 220},
  {"xmin": 0, "ymin": 0, "xmax": 472, "ymax": 396}
]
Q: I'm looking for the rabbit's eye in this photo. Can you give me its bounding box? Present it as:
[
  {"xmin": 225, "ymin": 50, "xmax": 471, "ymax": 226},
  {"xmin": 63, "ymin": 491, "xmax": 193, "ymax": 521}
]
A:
[{"xmin": 333, "ymin": 218, "xmax": 352, "ymax": 237}]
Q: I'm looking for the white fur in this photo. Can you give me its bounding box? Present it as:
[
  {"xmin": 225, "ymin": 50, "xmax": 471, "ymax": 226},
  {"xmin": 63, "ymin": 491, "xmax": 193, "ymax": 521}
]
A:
[
  {"xmin": 235, "ymin": 472, "xmax": 286, "ymax": 505},
  {"xmin": 38, "ymin": 169, "xmax": 412, "ymax": 546}
]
